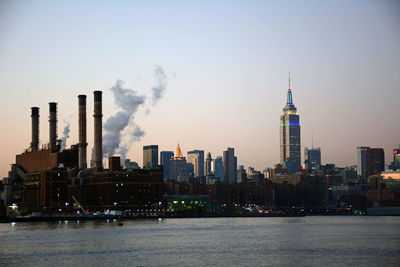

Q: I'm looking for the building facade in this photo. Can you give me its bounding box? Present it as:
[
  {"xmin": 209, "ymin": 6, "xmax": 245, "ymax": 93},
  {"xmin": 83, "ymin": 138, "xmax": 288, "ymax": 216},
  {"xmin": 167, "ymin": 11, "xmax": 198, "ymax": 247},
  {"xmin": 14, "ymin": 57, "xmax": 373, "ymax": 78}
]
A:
[
  {"xmin": 223, "ymin": 147, "xmax": 237, "ymax": 184},
  {"xmin": 143, "ymin": 145, "xmax": 158, "ymax": 168},
  {"xmin": 280, "ymin": 77, "xmax": 301, "ymax": 171},
  {"xmin": 205, "ymin": 152, "xmax": 212, "ymax": 176},
  {"xmin": 169, "ymin": 143, "xmax": 188, "ymax": 182},
  {"xmin": 213, "ymin": 156, "xmax": 224, "ymax": 182},
  {"xmin": 187, "ymin": 150, "xmax": 204, "ymax": 178},
  {"xmin": 160, "ymin": 151, "xmax": 174, "ymax": 180},
  {"xmin": 304, "ymin": 147, "xmax": 321, "ymax": 170},
  {"xmin": 357, "ymin": 146, "xmax": 385, "ymax": 182}
]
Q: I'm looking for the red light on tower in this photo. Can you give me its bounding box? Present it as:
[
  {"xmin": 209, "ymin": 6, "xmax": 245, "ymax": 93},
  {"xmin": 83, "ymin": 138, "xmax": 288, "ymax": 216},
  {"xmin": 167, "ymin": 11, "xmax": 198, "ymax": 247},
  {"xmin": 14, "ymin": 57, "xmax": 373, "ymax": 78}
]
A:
[{"xmin": 394, "ymin": 150, "xmax": 398, "ymax": 155}]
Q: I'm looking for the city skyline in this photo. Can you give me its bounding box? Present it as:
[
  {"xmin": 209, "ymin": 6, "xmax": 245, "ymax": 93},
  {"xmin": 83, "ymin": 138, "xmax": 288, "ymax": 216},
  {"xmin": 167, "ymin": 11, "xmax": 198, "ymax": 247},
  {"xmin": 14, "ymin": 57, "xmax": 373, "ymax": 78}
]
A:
[{"xmin": 1, "ymin": 1, "xmax": 400, "ymax": 178}]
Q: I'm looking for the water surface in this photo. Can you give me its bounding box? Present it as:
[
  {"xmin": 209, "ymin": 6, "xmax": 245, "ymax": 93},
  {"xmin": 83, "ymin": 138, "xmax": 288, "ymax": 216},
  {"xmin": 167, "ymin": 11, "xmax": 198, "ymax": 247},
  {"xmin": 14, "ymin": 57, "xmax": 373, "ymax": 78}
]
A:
[{"xmin": 1, "ymin": 216, "xmax": 399, "ymax": 266}]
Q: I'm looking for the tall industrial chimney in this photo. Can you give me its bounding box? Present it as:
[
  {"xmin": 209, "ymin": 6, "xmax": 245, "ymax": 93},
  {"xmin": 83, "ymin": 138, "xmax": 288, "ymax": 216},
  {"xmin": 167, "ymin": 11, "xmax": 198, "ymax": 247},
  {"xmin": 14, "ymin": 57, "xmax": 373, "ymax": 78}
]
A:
[
  {"xmin": 93, "ymin": 91, "xmax": 103, "ymax": 169},
  {"xmin": 78, "ymin": 95, "xmax": 87, "ymax": 169},
  {"xmin": 30, "ymin": 107, "xmax": 39, "ymax": 151},
  {"xmin": 49, "ymin": 102, "xmax": 57, "ymax": 152}
]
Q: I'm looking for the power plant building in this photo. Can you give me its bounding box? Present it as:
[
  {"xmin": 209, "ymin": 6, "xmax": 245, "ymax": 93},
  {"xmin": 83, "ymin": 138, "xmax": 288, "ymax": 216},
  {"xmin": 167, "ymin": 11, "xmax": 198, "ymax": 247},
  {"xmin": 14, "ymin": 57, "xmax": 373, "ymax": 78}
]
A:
[{"xmin": 5, "ymin": 91, "xmax": 164, "ymax": 214}]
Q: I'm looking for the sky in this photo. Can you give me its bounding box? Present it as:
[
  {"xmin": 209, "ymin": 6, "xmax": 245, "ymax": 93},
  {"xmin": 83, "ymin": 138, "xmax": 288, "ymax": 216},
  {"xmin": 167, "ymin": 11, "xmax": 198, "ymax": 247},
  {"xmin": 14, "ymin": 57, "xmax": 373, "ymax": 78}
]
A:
[{"xmin": 0, "ymin": 0, "xmax": 399, "ymax": 177}]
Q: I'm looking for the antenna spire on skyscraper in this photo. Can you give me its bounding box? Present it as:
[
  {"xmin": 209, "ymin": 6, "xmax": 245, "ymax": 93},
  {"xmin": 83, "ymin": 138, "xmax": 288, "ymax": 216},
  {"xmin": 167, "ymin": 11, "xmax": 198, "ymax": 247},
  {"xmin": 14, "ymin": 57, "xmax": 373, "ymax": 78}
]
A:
[
  {"xmin": 286, "ymin": 72, "xmax": 293, "ymax": 106},
  {"xmin": 312, "ymin": 131, "xmax": 314, "ymax": 149}
]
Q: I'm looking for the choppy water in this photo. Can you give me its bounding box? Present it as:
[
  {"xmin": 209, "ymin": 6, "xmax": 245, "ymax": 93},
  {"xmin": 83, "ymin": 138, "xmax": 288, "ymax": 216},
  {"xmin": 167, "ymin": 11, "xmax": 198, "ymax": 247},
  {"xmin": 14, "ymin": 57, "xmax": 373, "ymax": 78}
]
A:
[{"xmin": 0, "ymin": 216, "xmax": 399, "ymax": 266}]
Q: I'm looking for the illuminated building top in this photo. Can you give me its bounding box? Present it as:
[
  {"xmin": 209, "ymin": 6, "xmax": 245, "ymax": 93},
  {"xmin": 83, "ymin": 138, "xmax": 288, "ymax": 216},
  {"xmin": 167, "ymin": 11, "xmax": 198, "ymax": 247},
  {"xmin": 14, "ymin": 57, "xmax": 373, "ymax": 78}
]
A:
[{"xmin": 175, "ymin": 143, "xmax": 183, "ymax": 159}]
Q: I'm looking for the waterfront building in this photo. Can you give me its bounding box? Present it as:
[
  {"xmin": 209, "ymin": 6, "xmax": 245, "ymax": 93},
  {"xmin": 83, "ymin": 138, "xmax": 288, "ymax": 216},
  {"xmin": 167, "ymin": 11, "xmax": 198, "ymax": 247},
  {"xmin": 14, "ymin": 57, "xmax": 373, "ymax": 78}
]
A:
[
  {"xmin": 357, "ymin": 146, "xmax": 385, "ymax": 182},
  {"xmin": 69, "ymin": 157, "xmax": 163, "ymax": 212},
  {"xmin": 380, "ymin": 170, "xmax": 400, "ymax": 192},
  {"xmin": 280, "ymin": 74, "xmax": 301, "ymax": 171},
  {"xmin": 304, "ymin": 147, "xmax": 321, "ymax": 170},
  {"xmin": 187, "ymin": 150, "xmax": 204, "ymax": 177},
  {"xmin": 160, "ymin": 151, "xmax": 174, "ymax": 180},
  {"xmin": 143, "ymin": 145, "xmax": 158, "ymax": 168},
  {"xmin": 223, "ymin": 147, "xmax": 237, "ymax": 184}
]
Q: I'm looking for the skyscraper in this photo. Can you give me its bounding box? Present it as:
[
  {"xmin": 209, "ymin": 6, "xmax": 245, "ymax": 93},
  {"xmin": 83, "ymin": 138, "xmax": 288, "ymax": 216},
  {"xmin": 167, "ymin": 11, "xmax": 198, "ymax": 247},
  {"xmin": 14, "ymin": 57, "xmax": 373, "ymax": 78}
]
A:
[
  {"xmin": 213, "ymin": 156, "xmax": 224, "ymax": 182},
  {"xmin": 280, "ymin": 74, "xmax": 301, "ymax": 171},
  {"xmin": 205, "ymin": 152, "xmax": 212, "ymax": 176},
  {"xmin": 169, "ymin": 143, "xmax": 188, "ymax": 182},
  {"xmin": 143, "ymin": 145, "xmax": 158, "ymax": 168},
  {"xmin": 223, "ymin": 147, "xmax": 237, "ymax": 184},
  {"xmin": 357, "ymin": 146, "xmax": 369, "ymax": 181},
  {"xmin": 160, "ymin": 151, "xmax": 174, "ymax": 180},
  {"xmin": 357, "ymin": 146, "xmax": 385, "ymax": 182},
  {"xmin": 187, "ymin": 150, "xmax": 204, "ymax": 177},
  {"xmin": 304, "ymin": 147, "xmax": 321, "ymax": 170}
]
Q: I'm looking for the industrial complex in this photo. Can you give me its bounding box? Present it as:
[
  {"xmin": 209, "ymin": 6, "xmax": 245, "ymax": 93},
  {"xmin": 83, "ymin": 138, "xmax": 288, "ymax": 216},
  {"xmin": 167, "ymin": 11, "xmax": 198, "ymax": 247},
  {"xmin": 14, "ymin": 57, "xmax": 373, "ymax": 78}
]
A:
[{"xmin": 1, "ymin": 91, "xmax": 163, "ymax": 218}]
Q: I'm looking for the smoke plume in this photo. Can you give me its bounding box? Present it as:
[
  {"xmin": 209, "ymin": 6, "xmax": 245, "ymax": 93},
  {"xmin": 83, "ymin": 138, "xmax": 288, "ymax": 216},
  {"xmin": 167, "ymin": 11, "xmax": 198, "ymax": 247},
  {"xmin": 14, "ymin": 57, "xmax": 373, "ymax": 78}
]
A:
[
  {"xmin": 102, "ymin": 66, "xmax": 169, "ymax": 161},
  {"xmin": 151, "ymin": 65, "xmax": 167, "ymax": 105},
  {"xmin": 60, "ymin": 123, "xmax": 70, "ymax": 151},
  {"xmin": 102, "ymin": 81, "xmax": 146, "ymax": 159}
]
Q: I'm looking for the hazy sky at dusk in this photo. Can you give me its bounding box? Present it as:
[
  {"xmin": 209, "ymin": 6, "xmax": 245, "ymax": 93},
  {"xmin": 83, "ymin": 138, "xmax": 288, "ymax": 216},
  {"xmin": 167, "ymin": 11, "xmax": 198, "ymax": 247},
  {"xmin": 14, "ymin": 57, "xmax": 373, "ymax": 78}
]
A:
[{"xmin": 0, "ymin": 0, "xmax": 399, "ymax": 177}]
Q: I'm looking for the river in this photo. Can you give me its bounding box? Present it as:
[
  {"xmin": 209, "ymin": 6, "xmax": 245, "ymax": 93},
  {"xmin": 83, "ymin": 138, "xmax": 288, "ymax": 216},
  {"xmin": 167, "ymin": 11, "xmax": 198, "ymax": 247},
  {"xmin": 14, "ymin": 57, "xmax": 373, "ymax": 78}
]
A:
[{"xmin": 1, "ymin": 216, "xmax": 399, "ymax": 266}]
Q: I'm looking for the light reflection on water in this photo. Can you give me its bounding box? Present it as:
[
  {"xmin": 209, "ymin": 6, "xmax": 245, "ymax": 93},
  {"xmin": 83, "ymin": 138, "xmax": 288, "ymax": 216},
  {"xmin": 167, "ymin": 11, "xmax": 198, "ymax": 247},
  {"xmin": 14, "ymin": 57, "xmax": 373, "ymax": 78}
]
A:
[{"xmin": 1, "ymin": 217, "xmax": 399, "ymax": 266}]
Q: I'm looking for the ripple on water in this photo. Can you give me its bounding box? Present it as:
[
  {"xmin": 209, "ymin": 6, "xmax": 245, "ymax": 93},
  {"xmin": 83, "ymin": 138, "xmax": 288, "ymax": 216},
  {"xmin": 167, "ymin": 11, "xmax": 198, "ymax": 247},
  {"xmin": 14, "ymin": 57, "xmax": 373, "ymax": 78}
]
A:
[{"xmin": 0, "ymin": 216, "xmax": 399, "ymax": 266}]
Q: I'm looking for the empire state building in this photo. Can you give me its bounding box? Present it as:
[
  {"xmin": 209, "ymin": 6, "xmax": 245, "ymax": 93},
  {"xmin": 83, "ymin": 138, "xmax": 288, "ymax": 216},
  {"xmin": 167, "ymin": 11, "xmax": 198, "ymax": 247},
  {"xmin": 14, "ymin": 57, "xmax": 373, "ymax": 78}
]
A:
[{"xmin": 280, "ymin": 75, "xmax": 301, "ymax": 171}]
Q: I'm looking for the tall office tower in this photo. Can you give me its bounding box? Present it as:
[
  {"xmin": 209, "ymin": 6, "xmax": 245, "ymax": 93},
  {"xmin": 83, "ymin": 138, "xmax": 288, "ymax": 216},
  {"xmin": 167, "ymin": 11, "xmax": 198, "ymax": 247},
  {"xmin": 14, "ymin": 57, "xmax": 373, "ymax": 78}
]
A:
[
  {"xmin": 169, "ymin": 143, "xmax": 188, "ymax": 181},
  {"xmin": 187, "ymin": 150, "xmax": 205, "ymax": 177},
  {"xmin": 357, "ymin": 146, "xmax": 385, "ymax": 182},
  {"xmin": 304, "ymin": 147, "xmax": 321, "ymax": 170},
  {"xmin": 366, "ymin": 148, "xmax": 385, "ymax": 178},
  {"xmin": 223, "ymin": 147, "xmax": 237, "ymax": 184},
  {"xmin": 205, "ymin": 152, "xmax": 212, "ymax": 176},
  {"xmin": 213, "ymin": 156, "xmax": 224, "ymax": 182},
  {"xmin": 357, "ymin": 146, "xmax": 369, "ymax": 181},
  {"xmin": 143, "ymin": 145, "xmax": 158, "ymax": 168},
  {"xmin": 280, "ymin": 74, "xmax": 301, "ymax": 171},
  {"xmin": 160, "ymin": 151, "xmax": 174, "ymax": 180}
]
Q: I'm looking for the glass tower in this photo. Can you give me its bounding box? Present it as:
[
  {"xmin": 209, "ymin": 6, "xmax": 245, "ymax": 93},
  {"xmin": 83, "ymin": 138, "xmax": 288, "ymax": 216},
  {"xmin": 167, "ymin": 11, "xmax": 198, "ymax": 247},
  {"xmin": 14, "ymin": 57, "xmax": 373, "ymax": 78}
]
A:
[{"xmin": 280, "ymin": 75, "xmax": 301, "ymax": 171}]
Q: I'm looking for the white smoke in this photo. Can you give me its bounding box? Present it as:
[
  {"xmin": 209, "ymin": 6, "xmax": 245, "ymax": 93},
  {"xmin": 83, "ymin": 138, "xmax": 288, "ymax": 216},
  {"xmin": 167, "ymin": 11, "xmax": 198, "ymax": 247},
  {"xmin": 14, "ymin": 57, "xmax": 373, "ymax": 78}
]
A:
[
  {"xmin": 102, "ymin": 66, "xmax": 169, "ymax": 162},
  {"xmin": 102, "ymin": 81, "xmax": 146, "ymax": 160},
  {"xmin": 151, "ymin": 65, "xmax": 167, "ymax": 105},
  {"xmin": 60, "ymin": 123, "xmax": 70, "ymax": 151}
]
